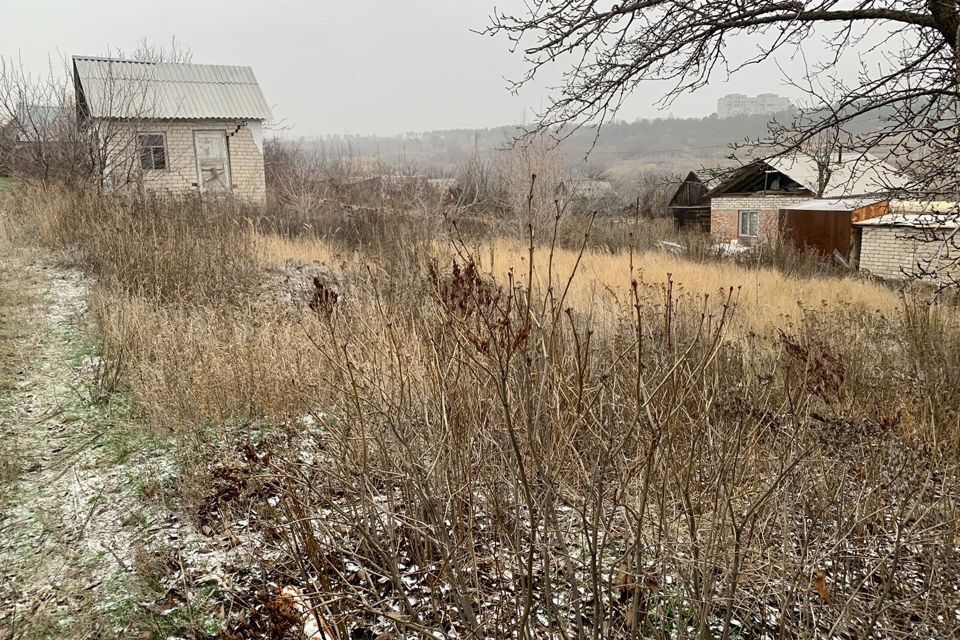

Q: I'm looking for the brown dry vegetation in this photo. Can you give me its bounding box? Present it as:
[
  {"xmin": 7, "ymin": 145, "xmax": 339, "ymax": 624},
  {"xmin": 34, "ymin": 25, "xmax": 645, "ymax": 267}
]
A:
[
  {"xmin": 2, "ymin": 183, "xmax": 959, "ymax": 639},
  {"xmin": 255, "ymin": 233, "xmax": 902, "ymax": 337}
]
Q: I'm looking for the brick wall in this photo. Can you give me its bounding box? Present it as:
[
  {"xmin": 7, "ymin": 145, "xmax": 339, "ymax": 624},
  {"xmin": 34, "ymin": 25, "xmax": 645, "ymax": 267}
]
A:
[
  {"xmin": 103, "ymin": 119, "xmax": 266, "ymax": 203},
  {"xmin": 710, "ymin": 194, "xmax": 811, "ymax": 245},
  {"xmin": 858, "ymin": 226, "xmax": 960, "ymax": 281}
]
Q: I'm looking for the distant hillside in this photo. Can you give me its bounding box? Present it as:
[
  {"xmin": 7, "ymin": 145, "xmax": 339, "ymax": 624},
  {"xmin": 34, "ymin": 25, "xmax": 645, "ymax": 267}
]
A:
[{"xmin": 300, "ymin": 112, "xmax": 795, "ymax": 177}]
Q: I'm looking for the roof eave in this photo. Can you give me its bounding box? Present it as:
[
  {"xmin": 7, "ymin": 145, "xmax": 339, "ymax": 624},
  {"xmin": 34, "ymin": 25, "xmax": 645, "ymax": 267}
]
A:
[
  {"xmin": 710, "ymin": 190, "xmax": 814, "ymax": 197},
  {"xmin": 89, "ymin": 115, "xmax": 267, "ymax": 121}
]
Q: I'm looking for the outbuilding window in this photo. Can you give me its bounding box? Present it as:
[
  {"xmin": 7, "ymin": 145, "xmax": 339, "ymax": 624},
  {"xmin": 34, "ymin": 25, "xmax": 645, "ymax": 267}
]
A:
[
  {"xmin": 739, "ymin": 210, "xmax": 759, "ymax": 238},
  {"xmin": 138, "ymin": 133, "xmax": 167, "ymax": 171}
]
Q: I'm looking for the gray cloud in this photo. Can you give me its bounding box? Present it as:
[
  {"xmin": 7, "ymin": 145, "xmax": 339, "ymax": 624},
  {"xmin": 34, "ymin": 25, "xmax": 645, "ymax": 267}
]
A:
[{"xmin": 1, "ymin": 0, "xmax": 882, "ymax": 135}]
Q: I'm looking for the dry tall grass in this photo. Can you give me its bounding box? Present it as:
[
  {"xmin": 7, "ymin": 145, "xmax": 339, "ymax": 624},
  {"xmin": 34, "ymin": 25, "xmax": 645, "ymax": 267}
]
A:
[
  {"xmin": 256, "ymin": 232, "xmax": 901, "ymax": 336},
  {"xmin": 10, "ymin": 185, "xmax": 260, "ymax": 303},
  {"xmin": 4, "ymin": 183, "xmax": 959, "ymax": 639}
]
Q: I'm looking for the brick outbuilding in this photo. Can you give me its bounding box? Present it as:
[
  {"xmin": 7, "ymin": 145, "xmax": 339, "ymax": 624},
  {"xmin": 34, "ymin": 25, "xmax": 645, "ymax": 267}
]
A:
[
  {"xmin": 854, "ymin": 203, "xmax": 960, "ymax": 282},
  {"xmin": 73, "ymin": 56, "xmax": 272, "ymax": 202}
]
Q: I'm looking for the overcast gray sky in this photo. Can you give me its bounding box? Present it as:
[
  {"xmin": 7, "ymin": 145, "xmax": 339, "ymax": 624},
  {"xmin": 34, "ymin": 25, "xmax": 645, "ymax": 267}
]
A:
[{"xmin": 1, "ymin": 1, "xmax": 871, "ymax": 136}]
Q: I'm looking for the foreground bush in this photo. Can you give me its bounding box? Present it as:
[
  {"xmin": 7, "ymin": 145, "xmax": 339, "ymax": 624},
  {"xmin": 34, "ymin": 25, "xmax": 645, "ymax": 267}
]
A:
[
  {"xmin": 5, "ymin": 184, "xmax": 959, "ymax": 638},
  {"xmin": 104, "ymin": 239, "xmax": 960, "ymax": 638}
]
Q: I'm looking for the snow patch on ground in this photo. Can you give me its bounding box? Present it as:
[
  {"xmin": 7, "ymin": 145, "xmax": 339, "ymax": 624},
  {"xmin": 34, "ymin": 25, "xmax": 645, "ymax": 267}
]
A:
[{"xmin": 0, "ymin": 255, "xmax": 244, "ymax": 636}]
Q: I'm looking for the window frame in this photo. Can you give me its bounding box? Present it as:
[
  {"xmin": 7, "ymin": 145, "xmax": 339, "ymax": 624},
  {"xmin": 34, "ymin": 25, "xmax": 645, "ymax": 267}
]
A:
[
  {"xmin": 137, "ymin": 132, "xmax": 168, "ymax": 172},
  {"xmin": 738, "ymin": 209, "xmax": 759, "ymax": 238}
]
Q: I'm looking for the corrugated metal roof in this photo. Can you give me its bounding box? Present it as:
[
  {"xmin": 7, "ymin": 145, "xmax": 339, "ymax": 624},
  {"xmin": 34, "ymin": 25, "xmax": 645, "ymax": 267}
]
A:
[
  {"xmin": 854, "ymin": 213, "xmax": 959, "ymax": 229},
  {"xmin": 73, "ymin": 56, "xmax": 272, "ymax": 121},
  {"xmin": 783, "ymin": 197, "xmax": 886, "ymax": 212},
  {"xmin": 766, "ymin": 153, "xmax": 906, "ymax": 198}
]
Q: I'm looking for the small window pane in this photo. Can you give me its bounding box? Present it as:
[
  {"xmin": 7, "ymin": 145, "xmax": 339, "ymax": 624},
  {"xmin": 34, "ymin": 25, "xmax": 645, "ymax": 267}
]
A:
[
  {"xmin": 739, "ymin": 210, "xmax": 759, "ymax": 237},
  {"xmin": 152, "ymin": 147, "xmax": 166, "ymax": 170},
  {"xmin": 138, "ymin": 133, "xmax": 166, "ymax": 171}
]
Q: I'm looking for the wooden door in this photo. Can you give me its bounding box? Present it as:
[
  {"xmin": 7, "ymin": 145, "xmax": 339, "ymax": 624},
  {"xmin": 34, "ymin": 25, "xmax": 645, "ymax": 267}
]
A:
[{"xmin": 194, "ymin": 131, "xmax": 231, "ymax": 193}]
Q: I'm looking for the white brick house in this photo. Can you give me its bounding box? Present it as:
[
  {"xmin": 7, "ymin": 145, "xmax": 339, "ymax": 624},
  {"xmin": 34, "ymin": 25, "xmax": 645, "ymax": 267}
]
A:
[{"xmin": 73, "ymin": 56, "xmax": 272, "ymax": 202}]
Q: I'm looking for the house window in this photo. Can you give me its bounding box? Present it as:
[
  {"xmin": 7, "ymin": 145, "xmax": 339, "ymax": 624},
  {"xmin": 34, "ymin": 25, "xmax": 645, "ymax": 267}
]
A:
[
  {"xmin": 138, "ymin": 133, "xmax": 167, "ymax": 171},
  {"xmin": 739, "ymin": 210, "xmax": 759, "ymax": 237}
]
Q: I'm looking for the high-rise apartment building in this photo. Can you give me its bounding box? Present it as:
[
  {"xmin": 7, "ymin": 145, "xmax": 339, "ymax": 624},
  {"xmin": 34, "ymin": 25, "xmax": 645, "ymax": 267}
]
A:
[{"xmin": 717, "ymin": 93, "xmax": 793, "ymax": 118}]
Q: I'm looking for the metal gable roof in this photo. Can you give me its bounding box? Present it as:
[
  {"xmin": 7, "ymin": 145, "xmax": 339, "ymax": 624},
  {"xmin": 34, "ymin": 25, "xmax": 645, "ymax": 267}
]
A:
[
  {"xmin": 706, "ymin": 150, "xmax": 908, "ymax": 199},
  {"xmin": 73, "ymin": 57, "xmax": 272, "ymax": 121},
  {"xmin": 765, "ymin": 153, "xmax": 906, "ymax": 199}
]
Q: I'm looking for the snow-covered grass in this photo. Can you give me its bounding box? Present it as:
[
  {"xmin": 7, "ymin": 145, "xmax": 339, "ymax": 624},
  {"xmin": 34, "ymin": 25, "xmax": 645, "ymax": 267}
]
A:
[{"xmin": 0, "ymin": 255, "xmax": 257, "ymax": 638}]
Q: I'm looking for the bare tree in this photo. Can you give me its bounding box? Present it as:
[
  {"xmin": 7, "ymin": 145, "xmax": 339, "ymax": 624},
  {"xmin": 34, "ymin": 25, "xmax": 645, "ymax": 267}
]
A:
[
  {"xmin": 452, "ymin": 149, "xmax": 502, "ymax": 211},
  {"xmin": 0, "ymin": 41, "xmax": 195, "ymax": 189},
  {"xmin": 0, "ymin": 57, "xmax": 92, "ymax": 183},
  {"xmin": 129, "ymin": 36, "xmax": 193, "ymax": 64},
  {"xmin": 264, "ymin": 137, "xmax": 342, "ymax": 211},
  {"xmin": 486, "ymin": 0, "xmax": 960, "ymax": 278},
  {"xmin": 485, "ymin": 2, "xmax": 958, "ymax": 186}
]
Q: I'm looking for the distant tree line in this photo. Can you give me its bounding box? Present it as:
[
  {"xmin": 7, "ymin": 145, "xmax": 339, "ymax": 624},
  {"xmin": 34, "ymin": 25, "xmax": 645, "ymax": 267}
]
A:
[{"xmin": 299, "ymin": 112, "xmax": 808, "ymax": 174}]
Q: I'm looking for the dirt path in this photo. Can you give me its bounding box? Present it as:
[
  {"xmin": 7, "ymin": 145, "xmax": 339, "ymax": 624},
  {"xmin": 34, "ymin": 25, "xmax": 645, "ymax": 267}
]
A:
[
  {"xmin": 0, "ymin": 253, "xmax": 184, "ymax": 639},
  {"xmin": 0, "ymin": 253, "xmax": 128, "ymax": 637},
  {"xmin": 0, "ymin": 248, "xmax": 288, "ymax": 640},
  {"xmin": 0, "ymin": 251, "xmax": 275, "ymax": 640}
]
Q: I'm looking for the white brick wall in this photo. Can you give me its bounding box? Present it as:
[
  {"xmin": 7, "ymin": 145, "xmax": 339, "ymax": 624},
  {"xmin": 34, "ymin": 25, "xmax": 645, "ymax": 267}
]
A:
[
  {"xmin": 102, "ymin": 119, "xmax": 266, "ymax": 203},
  {"xmin": 859, "ymin": 226, "xmax": 960, "ymax": 281},
  {"xmin": 711, "ymin": 194, "xmax": 812, "ymax": 211}
]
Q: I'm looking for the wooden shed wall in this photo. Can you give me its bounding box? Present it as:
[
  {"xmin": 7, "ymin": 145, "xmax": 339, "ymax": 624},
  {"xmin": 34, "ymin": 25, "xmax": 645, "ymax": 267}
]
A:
[
  {"xmin": 669, "ymin": 180, "xmax": 708, "ymax": 207},
  {"xmin": 780, "ymin": 210, "xmax": 852, "ymax": 258}
]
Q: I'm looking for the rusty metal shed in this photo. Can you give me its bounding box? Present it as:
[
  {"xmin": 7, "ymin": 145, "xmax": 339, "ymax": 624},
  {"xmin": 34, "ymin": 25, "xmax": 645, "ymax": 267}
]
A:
[{"xmin": 780, "ymin": 197, "xmax": 888, "ymax": 260}]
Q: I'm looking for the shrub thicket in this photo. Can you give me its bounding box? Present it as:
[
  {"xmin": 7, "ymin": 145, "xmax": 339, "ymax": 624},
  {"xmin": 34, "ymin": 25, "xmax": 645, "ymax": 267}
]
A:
[{"xmin": 3, "ymin": 183, "xmax": 958, "ymax": 638}]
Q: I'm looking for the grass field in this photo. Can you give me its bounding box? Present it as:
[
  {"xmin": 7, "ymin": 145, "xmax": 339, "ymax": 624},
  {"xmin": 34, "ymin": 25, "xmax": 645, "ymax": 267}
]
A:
[
  {"xmin": 0, "ymin": 177, "xmax": 14, "ymax": 194},
  {"xmin": 2, "ymin": 184, "xmax": 959, "ymax": 639},
  {"xmin": 256, "ymin": 232, "xmax": 904, "ymax": 336}
]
